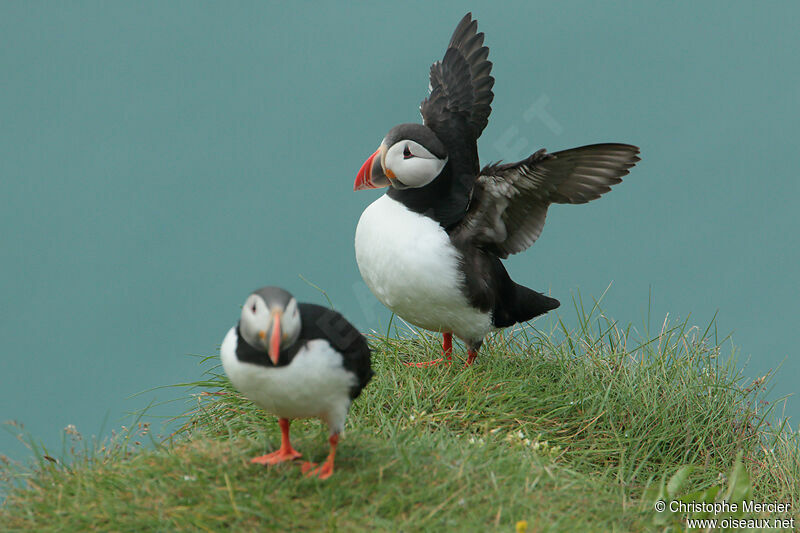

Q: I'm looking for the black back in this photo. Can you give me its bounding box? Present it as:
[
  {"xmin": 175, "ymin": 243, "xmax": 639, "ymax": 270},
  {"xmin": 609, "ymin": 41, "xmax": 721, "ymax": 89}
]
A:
[
  {"xmin": 296, "ymin": 303, "xmax": 373, "ymax": 399},
  {"xmin": 235, "ymin": 303, "xmax": 373, "ymax": 400}
]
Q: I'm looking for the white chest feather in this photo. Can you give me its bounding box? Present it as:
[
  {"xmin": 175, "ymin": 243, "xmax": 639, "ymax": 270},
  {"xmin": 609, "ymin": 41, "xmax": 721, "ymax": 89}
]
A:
[
  {"xmin": 220, "ymin": 328, "xmax": 354, "ymax": 433},
  {"xmin": 354, "ymin": 194, "xmax": 491, "ymax": 343}
]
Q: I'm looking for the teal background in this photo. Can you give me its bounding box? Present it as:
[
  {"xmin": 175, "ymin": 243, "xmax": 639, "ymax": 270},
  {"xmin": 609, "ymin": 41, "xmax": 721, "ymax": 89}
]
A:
[{"xmin": 1, "ymin": 2, "xmax": 798, "ymax": 461}]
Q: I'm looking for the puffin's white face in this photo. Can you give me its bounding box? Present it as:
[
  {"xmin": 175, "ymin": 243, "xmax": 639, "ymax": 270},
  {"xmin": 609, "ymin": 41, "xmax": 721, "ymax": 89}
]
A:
[
  {"xmin": 354, "ymin": 124, "xmax": 449, "ymax": 191},
  {"xmin": 239, "ymin": 293, "xmax": 301, "ymax": 364},
  {"xmin": 382, "ymin": 140, "xmax": 448, "ymax": 189}
]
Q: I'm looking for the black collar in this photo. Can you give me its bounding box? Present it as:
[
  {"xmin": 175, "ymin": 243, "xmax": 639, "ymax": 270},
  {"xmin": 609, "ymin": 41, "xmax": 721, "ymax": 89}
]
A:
[
  {"xmin": 386, "ymin": 162, "xmax": 473, "ymax": 229},
  {"xmin": 234, "ymin": 324, "xmax": 298, "ymax": 368}
]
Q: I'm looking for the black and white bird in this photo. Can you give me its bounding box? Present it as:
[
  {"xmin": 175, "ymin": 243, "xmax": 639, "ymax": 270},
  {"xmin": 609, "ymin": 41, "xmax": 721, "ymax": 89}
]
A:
[
  {"xmin": 220, "ymin": 287, "xmax": 372, "ymax": 479},
  {"xmin": 353, "ymin": 13, "xmax": 640, "ymax": 366}
]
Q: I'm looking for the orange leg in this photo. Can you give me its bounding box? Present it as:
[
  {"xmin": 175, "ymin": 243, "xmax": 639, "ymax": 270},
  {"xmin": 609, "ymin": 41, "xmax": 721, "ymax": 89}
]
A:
[
  {"xmin": 250, "ymin": 418, "xmax": 302, "ymax": 465},
  {"xmin": 403, "ymin": 332, "xmax": 453, "ymax": 368},
  {"xmin": 442, "ymin": 332, "xmax": 453, "ymax": 360},
  {"xmin": 465, "ymin": 348, "xmax": 478, "ymax": 366},
  {"xmin": 301, "ymin": 433, "xmax": 338, "ymax": 480}
]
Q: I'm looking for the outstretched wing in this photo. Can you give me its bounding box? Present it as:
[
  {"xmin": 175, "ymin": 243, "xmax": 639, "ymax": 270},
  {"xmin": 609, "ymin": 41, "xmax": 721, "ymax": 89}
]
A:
[
  {"xmin": 420, "ymin": 13, "xmax": 494, "ymax": 157},
  {"xmin": 453, "ymin": 144, "xmax": 641, "ymax": 258}
]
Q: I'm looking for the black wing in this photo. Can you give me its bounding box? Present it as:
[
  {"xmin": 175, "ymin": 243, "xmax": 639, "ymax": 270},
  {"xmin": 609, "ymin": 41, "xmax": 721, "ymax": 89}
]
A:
[
  {"xmin": 452, "ymin": 144, "xmax": 641, "ymax": 258},
  {"xmin": 298, "ymin": 303, "xmax": 373, "ymax": 400},
  {"xmin": 420, "ymin": 13, "xmax": 494, "ymax": 171}
]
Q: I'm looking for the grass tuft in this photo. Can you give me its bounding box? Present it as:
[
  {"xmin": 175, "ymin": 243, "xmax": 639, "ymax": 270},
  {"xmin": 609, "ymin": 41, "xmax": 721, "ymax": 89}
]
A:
[{"xmin": 2, "ymin": 304, "xmax": 798, "ymax": 531}]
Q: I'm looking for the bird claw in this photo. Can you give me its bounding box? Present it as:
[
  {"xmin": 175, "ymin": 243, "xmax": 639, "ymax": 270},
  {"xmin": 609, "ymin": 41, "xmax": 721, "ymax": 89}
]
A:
[
  {"xmin": 301, "ymin": 460, "xmax": 334, "ymax": 480},
  {"xmin": 403, "ymin": 357, "xmax": 452, "ymax": 368},
  {"xmin": 250, "ymin": 448, "xmax": 302, "ymax": 465}
]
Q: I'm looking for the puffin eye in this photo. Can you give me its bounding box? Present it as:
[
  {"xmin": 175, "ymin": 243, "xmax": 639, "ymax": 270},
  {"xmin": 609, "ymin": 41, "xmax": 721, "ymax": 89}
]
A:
[{"xmin": 403, "ymin": 145, "xmax": 414, "ymax": 159}]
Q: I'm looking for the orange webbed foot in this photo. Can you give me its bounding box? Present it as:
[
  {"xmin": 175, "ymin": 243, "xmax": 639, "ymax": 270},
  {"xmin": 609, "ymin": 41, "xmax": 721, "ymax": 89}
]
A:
[
  {"xmin": 301, "ymin": 460, "xmax": 334, "ymax": 480},
  {"xmin": 251, "ymin": 418, "xmax": 302, "ymax": 465},
  {"xmin": 402, "ymin": 357, "xmax": 451, "ymax": 368},
  {"xmin": 404, "ymin": 332, "xmax": 454, "ymax": 368},
  {"xmin": 300, "ymin": 433, "xmax": 338, "ymax": 480},
  {"xmin": 250, "ymin": 447, "xmax": 302, "ymax": 465}
]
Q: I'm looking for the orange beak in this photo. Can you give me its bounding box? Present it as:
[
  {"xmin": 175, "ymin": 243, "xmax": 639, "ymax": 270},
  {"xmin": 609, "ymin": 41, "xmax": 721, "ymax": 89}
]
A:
[
  {"xmin": 268, "ymin": 312, "xmax": 281, "ymax": 365},
  {"xmin": 354, "ymin": 147, "xmax": 381, "ymax": 190},
  {"xmin": 354, "ymin": 144, "xmax": 390, "ymax": 190}
]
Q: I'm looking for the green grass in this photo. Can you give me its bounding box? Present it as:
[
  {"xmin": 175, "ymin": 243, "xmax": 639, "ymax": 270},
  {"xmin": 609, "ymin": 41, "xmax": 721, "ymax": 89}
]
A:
[{"xmin": 2, "ymin": 304, "xmax": 799, "ymax": 531}]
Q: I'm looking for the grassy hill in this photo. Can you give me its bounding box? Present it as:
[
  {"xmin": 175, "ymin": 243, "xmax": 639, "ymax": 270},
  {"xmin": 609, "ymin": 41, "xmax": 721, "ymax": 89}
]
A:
[{"xmin": 2, "ymin": 306, "xmax": 798, "ymax": 531}]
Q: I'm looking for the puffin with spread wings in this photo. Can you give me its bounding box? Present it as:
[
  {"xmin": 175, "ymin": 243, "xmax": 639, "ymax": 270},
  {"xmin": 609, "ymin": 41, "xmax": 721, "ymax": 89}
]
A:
[{"xmin": 354, "ymin": 13, "xmax": 640, "ymax": 367}]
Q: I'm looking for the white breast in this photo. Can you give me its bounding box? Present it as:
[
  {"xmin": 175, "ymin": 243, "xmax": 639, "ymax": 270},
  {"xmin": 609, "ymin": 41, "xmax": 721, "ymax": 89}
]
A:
[
  {"xmin": 354, "ymin": 194, "xmax": 491, "ymax": 344},
  {"xmin": 220, "ymin": 328, "xmax": 355, "ymax": 435}
]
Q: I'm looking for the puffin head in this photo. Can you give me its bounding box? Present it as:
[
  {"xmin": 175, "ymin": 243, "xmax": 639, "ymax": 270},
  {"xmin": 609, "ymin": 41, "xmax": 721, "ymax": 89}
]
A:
[
  {"xmin": 238, "ymin": 286, "xmax": 301, "ymax": 365},
  {"xmin": 354, "ymin": 123, "xmax": 448, "ymax": 191}
]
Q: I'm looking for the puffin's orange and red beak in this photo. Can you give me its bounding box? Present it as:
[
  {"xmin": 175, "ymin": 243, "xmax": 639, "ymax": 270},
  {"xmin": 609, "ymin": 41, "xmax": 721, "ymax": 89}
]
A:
[
  {"xmin": 354, "ymin": 145, "xmax": 391, "ymax": 191},
  {"xmin": 268, "ymin": 312, "xmax": 281, "ymax": 365},
  {"xmin": 354, "ymin": 147, "xmax": 381, "ymax": 190}
]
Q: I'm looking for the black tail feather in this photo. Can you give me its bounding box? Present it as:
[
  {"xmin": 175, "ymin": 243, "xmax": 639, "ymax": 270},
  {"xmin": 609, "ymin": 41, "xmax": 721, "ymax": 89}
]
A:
[
  {"xmin": 492, "ymin": 282, "xmax": 559, "ymax": 328},
  {"xmin": 514, "ymin": 283, "xmax": 560, "ymax": 323}
]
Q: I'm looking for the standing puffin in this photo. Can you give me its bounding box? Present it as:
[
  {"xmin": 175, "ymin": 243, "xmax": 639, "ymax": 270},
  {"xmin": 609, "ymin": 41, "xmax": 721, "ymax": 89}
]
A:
[
  {"xmin": 353, "ymin": 13, "xmax": 640, "ymax": 366},
  {"xmin": 220, "ymin": 287, "xmax": 372, "ymax": 479}
]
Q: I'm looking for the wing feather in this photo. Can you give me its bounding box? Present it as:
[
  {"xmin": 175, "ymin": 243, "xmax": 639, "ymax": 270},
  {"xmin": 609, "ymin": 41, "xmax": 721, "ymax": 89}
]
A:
[
  {"xmin": 452, "ymin": 144, "xmax": 641, "ymax": 258},
  {"xmin": 420, "ymin": 13, "xmax": 495, "ymax": 146}
]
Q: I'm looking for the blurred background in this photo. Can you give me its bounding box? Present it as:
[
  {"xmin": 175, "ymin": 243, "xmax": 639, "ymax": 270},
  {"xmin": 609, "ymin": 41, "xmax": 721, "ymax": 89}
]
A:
[{"xmin": 1, "ymin": 1, "xmax": 798, "ymax": 461}]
